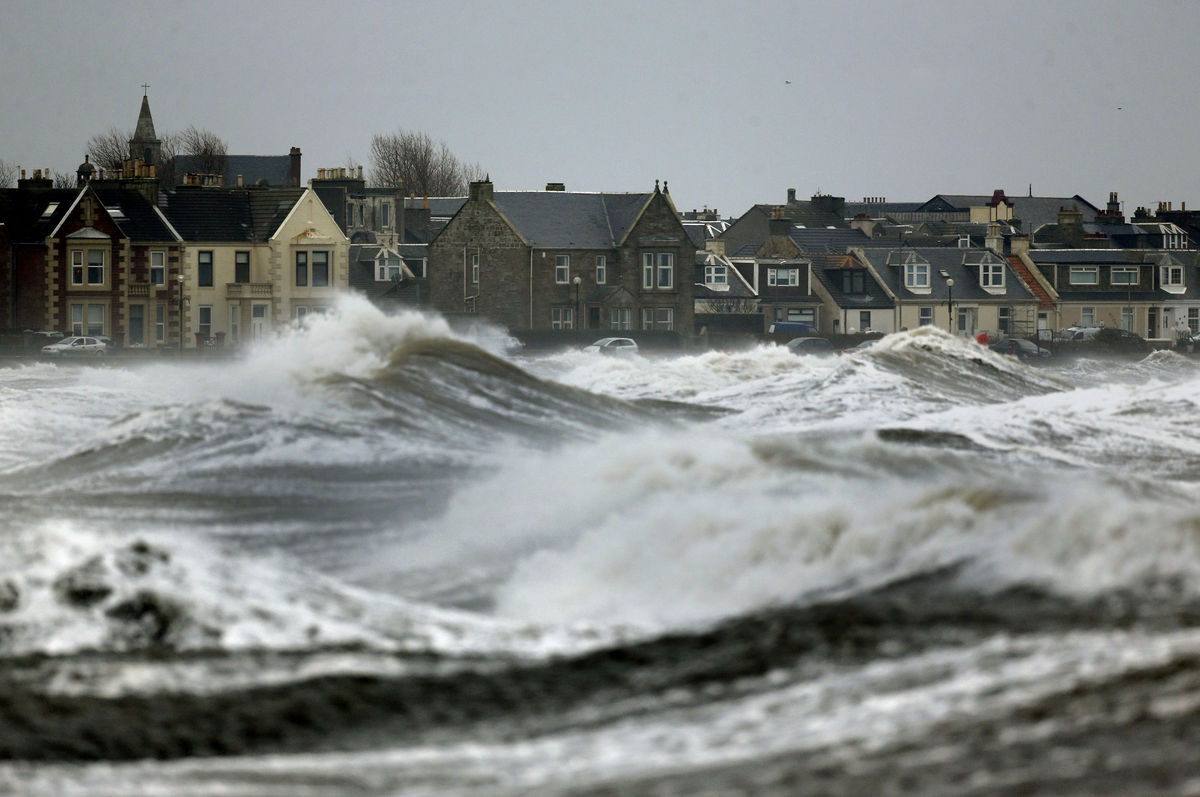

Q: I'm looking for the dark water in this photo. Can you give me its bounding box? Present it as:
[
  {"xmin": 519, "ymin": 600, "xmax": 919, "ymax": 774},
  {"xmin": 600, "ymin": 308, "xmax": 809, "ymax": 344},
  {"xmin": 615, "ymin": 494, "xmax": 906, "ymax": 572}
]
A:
[{"xmin": 3, "ymin": 301, "xmax": 1200, "ymax": 795}]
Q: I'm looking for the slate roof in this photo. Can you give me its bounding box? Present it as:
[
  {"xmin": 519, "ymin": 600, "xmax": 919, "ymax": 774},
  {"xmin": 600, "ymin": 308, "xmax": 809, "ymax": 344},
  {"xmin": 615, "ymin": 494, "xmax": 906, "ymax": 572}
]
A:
[
  {"xmin": 749, "ymin": 202, "xmax": 847, "ymax": 230},
  {"xmin": 174, "ymin": 155, "xmax": 293, "ymax": 187},
  {"xmin": 810, "ymin": 253, "xmax": 893, "ymax": 310},
  {"xmin": 693, "ymin": 251, "xmax": 756, "ymax": 300},
  {"xmin": 788, "ymin": 227, "xmax": 872, "ymax": 253},
  {"xmin": 842, "ymin": 201, "xmax": 924, "ymax": 218},
  {"xmin": 489, "ymin": 192, "xmax": 653, "ymax": 248},
  {"xmin": 0, "ymin": 188, "xmax": 79, "ymax": 242},
  {"xmin": 856, "ymin": 245, "xmax": 1035, "ymax": 303},
  {"xmin": 916, "ymin": 194, "xmax": 1101, "ymax": 234},
  {"xmin": 163, "ymin": 187, "xmax": 304, "ymax": 242},
  {"xmin": 92, "ymin": 187, "xmax": 179, "ymax": 242}
]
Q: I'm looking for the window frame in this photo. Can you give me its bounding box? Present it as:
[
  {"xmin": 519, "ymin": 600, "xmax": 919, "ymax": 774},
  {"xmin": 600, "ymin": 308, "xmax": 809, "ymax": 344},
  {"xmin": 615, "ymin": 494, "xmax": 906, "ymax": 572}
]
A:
[
  {"xmin": 704, "ymin": 264, "xmax": 728, "ymax": 285},
  {"xmin": 311, "ymin": 250, "xmax": 329, "ymax": 287},
  {"xmin": 610, "ymin": 307, "xmax": 631, "ymax": 330},
  {"xmin": 595, "ymin": 255, "xmax": 607, "ymax": 285},
  {"xmin": 550, "ymin": 305, "xmax": 574, "ymax": 329},
  {"xmin": 295, "ymin": 251, "xmax": 308, "ymax": 286},
  {"xmin": 150, "ymin": 250, "xmax": 166, "ymax": 286},
  {"xmin": 86, "ymin": 249, "xmax": 105, "ymax": 285},
  {"xmin": 1111, "ymin": 266, "xmax": 1138, "ymax": 286},
  {"xmin": 981, "ymin": 262, "xmax": 1005, "ymax": 288},
  {"xmin": 198, "ymin": 305, "xmax": 212, "ymax": 338},
  {"xmin": 904, "ymin": 262, "xmax": 929, "ymax": 289},
  {"xmin": 235, "ymin": 251, "xmax": 250, "ymax": 284},
  {"xmin": 919, "ymin": 306, "xmax": 933, "ymax": 326},
  {"xmin": 71, "ymin": 250, "xmax": 84, "ymax": 285},
  {"xmin": 471, "ymin": 252, "xmax": 480, "ymax": 284},
  {"xmin": 767, "ymin": 267, "xmax": 799, "ymax": 287},
  {"xmin": 197, "ymin": 250, "xmax": 214, "ymax": 288},
  {"xmin": 555, "ymin": 255, "xmax": 570, "ymax": 285},
  {"xmin": 1069, "ymin": 266, "xmax": 1099, "ymax": 285}
]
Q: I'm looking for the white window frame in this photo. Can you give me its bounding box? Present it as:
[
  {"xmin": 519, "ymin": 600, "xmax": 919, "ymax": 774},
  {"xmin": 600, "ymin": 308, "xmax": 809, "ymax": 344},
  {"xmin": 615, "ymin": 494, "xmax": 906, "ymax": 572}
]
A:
[
  {"xmin": 1189, "ymin": 307, "xmax": 1199, "ymax": 334},
  {"xmin": 555, "ymin": 255, "xmax": 570, "ymax": 284},
  {"xmin": 71, "ymin": 250, "xmax": 84, "ymax": 285},
  {"xmin": 981, "ymin": 262, "xmax": 1005, "ymax": 289},
  {"xmin": 471, "ymin": 253, "xmax": 480, "ymax": 284},
  {"xmin": 71, "ymin": 303, "xmax": 83, "ymax": 335},
  {"xmin": 198, "ymin": 305, "xmax": 212, "ymax": 338},
  {"xmin": 1162, "ymin": 265, "xmax": 1185, "ymax": 287},
  {"xmin": 381, "ymin": 202, "xmax": 390, "ymax": 228},
  {"xmin": 595, "ymin": 255, "xmax": 606, "ymax": 285},
  {"xmin": 1111, "ymin": 266, "xmax": 1138, "ymax": 286},
  {"xmin": 767, "ymin": 268, "xmax": 799, "ymax": 287},
  {"xmin": 551, "ymin": 306, "xmax": 574, "ymax": 329},
  {"xmin": 1069, "ymin": 266, "xmax": 1099, "ymax": 285},
  {"xmin": 919, "ymin": 306, "xmax": 933, "ymax": 326},
  {"xmin": 1081, "ymin": 307, "xmax": 1095, "ymax": 326},
  {"xmin": 904, "ymin": 262, "xmax": 929, "ymax": 289},
  {"xmin": 150, "ymin": 250, "xmax": 166, "ymax": 286},
  {"xmin": 1121, "ymin": 306, "xmax": 1134, "ymax": 332},
  {"xmin": 155, "ymin": 304, "xmax": 165, "ymax": 343},
  {"xmin": 640, "ymin": 306, "xmax": 674, "ymax": 331},
  {"xmin": 311, "ymin": 251, "xmax": 329, "ymax": 287},
  {"xmin": 86, "ymin": 249, "xmax": 105, "ymax": 285},
  {"xmin": 705, "ymin": 265, "xmax": 728, "ymax": 285},
  {"xmin": 86, "ymin": 304, "xmax": 104, "ymax": 335},
  {"xmin": 642, "ymin": 252, "xmax": 674, "ymax": 289},
  {"xmin": 610, "ymin": 307, "xmax": 631, "ymax": 330}
]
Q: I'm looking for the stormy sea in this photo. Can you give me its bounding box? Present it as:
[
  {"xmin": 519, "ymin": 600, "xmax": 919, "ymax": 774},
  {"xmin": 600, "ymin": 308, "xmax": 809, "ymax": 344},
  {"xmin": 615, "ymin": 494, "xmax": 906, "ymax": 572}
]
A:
[{"xmin": 3, "ymin": 295, "xmax": 1200, "ymax": 796}]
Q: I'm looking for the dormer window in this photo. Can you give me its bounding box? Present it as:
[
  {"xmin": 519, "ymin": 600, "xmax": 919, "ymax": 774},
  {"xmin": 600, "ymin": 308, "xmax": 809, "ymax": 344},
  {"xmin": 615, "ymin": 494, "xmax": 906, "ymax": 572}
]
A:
[
  {"xmin": 981, "ymin": 261, "xmax": 1005, "ymax": 289},
  {"xmin": 704, "ymin": 265, "xmax": 728, "ymax": 286},
  {"xmin": 1111, "ymin": 267, "xmax": 1138, "ymax": 286},
  {"xmin": 1161, "ymin": 263, "xmax": 1185, "ymax": 292},
  {"xmin": 905, "ymin": 262, "xmax": 929, "ymax": 289},
  {"xmin": 841, "ymin": 270, "xmax": 865, "ymax": 294},
  {"xmin": 1069, "ymin": 266, "xmax": 1098, "ymax": 285}
]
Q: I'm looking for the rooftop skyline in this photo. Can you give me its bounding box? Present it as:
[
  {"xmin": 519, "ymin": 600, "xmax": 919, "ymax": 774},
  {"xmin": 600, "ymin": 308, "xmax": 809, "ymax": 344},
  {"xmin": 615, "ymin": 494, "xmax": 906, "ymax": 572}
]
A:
[{"xmin": 3, "ymin": 0, "xmax": 1199, "ymax": 218}]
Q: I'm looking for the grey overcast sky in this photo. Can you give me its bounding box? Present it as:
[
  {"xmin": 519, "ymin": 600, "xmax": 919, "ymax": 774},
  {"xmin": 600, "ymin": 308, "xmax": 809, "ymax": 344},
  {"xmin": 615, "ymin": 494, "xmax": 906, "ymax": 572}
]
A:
[{"xmin": 4, "ymin": 0, "xmax": 1200, "ymax": 217}]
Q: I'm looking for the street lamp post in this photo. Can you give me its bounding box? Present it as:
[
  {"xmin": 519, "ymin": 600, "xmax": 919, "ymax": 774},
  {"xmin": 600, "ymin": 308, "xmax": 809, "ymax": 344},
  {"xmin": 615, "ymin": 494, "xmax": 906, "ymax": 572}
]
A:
[
  {"xmin": 945, "ymin": 277, "xmax": 955, "ymax": 334},
  {"xmin": 573, "ymin": 275, "xmax": 582, "ymax": 330},
  {"xmin": 177, "ymin": 273, "xmax": 185, "ymax": 351}
]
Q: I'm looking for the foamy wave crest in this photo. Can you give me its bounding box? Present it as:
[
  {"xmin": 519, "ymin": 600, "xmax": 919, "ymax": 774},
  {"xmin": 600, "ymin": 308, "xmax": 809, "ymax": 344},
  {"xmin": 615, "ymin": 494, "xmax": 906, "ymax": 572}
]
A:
[{"xmin": 478, "ymin": 429, "xmax": 1200, "ymax": 628}]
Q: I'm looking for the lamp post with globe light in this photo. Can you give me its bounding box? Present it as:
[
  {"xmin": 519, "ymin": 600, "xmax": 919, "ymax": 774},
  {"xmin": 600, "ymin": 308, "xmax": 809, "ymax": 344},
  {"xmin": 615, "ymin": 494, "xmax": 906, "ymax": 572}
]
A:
[
  {"xmin": 177, "ymin": 273, "xmax": 185, "ymax": 351},
  {"xmin": 945, "ymin": 277, "xmax": 955, "ymax": 334}
]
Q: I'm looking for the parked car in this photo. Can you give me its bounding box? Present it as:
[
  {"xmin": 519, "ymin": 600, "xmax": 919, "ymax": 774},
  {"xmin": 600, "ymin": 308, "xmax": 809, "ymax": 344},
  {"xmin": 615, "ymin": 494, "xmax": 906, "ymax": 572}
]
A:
[
  {"xmin": 785, "ymin": 337, "xmax": 834, "ymax": 356},
  {"xmin": 989, "ymin": 338, "xmax": 1051, "ymax": 360},
  {"xmin": 1058, "ymin": 326, "xmax": 1149, "ymax": 355},
  {"xmin": 41, "ymin": 336, "xmax": 108, "ymax": 356},
  {"xmin": 768, "ymin": 321, "xmax": 818, "ymax": 335},
  {"xmin": 838, "ymin": 338, "xmax": 881, "ymax": 356},
  {"xmin": 583, "ymin": 337, "xmax": 639, "ymax": 355}
]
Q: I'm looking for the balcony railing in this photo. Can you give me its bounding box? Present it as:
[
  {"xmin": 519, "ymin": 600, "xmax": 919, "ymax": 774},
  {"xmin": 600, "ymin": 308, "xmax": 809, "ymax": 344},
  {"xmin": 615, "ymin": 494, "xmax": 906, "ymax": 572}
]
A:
[
  {"xmin": 128, "ymin": 283, "xmax": 150, "ymax": 297},
  {"xmin": 226, "ymin": 282, "xmax": 273, "ymax": 298}
]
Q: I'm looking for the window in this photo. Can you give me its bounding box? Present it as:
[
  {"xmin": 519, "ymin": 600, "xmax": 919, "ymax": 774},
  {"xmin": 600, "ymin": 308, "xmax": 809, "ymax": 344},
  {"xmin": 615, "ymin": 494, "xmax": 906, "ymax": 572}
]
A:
[
  {"xmin": 767, "ymin": 268, "xmax": 800, "ymax": 287},
  {"xmin": 1069, "ymin": 266, "xmax": 1098, "ymax": 285},
  {"xmin": 295, "ymin": 306, "xmax": 308, "ymax": 322},
  {"xmin": 71, "ymin": 304, "xmax": 83, "ymax": 335},
  {"xmin": 378, "ymin": 258, "xmax": 401, "ymax": 281},
  {"xmin": 1190, "ymin": 308, "xmax": 1199, "ymax": 334},
  {"xmin": 150, "ymin": 251, "xmax": 165, "ymax": 285},
  {"xmin": 596, "ymin": 256, "xmax": 607, "ymax": 285},
  {"xmin": 312, "ymin": 251, "xmax": 329, "ymax": 287},
  {"xmin": 919, "ymin": 306, "xmax": 933, "ymax": 326},
  {"xmin": 86, "ymin": 304, "xmax": 103, "ymax": 335},
  {"xmin": 555, "ymin": 255, "xmax": 570, "ymax": 284},
  {"xmin": 1121, "ymin": 306, "xmax": 1134, "ymax": 332},
  {"xmin": 904, "ymin": 262, "xmax": 929, "ymax": 289},
  {"xmin": 346, "ymin": 203, "xmax": 354, "ymax": 226},
  {"xmin": 359, "ymin": 205, "xmax": 364, "ymax": 226},
  {"xmin": 381, "ymin": 203, "xmax": 390, "ymax": 227},
  {"xmin": 610, "ymin": 307, "xmax": 631, "ymax": 330},
  {"xmin": 235, "ymin": 251, "xmax": 250, "ymax": 284},
  {"xmin": 198, "ymin": 251, "xmax": 213, "ymax": 287},
  {"xmin": 1162, "ymin": 264, "xmax": 1184, "ymax": 287},
  {"xmin": 471, "ymin": 253, "xmax": 480, "ymax": 284},
  {"xmin": 642, "ymin": 252, "xmax": 674, "ymax": 289},
  {"xmin": 71, "ymin": 250, "xmax": 83, "ymax": 285},
  {"xmin": 155, "ymin": 304, "xmax": 165, "ymax": 343},
  {"xmin": 704, "ymin": 265, "xmax": 727, "ymax": 285},
  {"xmin": 295, "ymin": 251, "xmax": 308, "ymax": 286},
  {"xmin": 859, "ymin": 311, "xmax": 871, "ymax": 331},
  {"xmin": 641, "ymin": 307, "xmax": 674, "ymax": 331},
  {"xmin": 405, "ymin": 258, "xmax": 426, "ymax": 278},
  {"xmin": 998, "ymin": 307, "xmax": 1012, "ymax": 334},
  {"xmin": 551, "ymin": 306, "xmax": 574, "ymax": 329},
  {"xmin": 1081, "ymin": 307, "xmax": 1095, "ymax": 326},
  {"xmin": 842, "ymin": 270, "xmax": 865, "ymax": 293},
  {"xmin": 229, "ymin": 302, "xmax": 239, "ymax": 342},
  {"xmin": 198, "ymin": 306, "xmax": 211, "ymax": 338},
  {"xmin": 87, "ymin": 250, "xmax": 105, "ymax": 285},
  {"xmin": 788, "ymin": 308, "xmax": 815, "ymax": 324},
  {"xmin": 981, "ymin": 262, "xmax": 1005, "ymax": 288},
  {"xmin": 1111, "ymin": 267, "xmax": 1138, "ymax": 286}
]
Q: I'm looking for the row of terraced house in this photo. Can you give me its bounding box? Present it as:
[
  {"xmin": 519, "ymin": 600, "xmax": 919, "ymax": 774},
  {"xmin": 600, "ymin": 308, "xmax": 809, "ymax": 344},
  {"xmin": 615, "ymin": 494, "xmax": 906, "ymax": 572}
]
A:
[{"xmin": 4, "ymin": 94, "xmax": 1200, "ymax": 349}]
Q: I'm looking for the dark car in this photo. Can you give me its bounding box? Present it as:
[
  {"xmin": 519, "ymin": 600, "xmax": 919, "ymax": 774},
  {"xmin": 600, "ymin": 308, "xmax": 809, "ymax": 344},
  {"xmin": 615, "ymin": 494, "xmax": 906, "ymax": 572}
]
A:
[
  {"xmin": 989, "ymin": 338, "xmax": 1051, "ymax": 360},
  {"xmin": 1059, "ymin": 327, "xmax": 1149, "ymax": 355},
  {"xmin": 785, "ymin": 337, "xmax": 834, "ymax": 356}
]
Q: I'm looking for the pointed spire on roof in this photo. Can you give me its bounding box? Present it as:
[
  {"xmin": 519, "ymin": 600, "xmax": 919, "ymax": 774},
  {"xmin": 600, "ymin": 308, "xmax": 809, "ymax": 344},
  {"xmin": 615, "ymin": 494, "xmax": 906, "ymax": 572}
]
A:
[{"xmin": 134, "ymin": 91, "xmax": 157, "ymax": 142}]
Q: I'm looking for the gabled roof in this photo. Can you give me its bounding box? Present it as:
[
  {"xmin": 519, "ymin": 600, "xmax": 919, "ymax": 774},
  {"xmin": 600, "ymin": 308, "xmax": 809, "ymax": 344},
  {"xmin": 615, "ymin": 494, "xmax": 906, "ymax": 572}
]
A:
[
  {"xmin": 0, "ymin": 188, "xmax": 79, "ymax": 242},
  {"xmin": 856, "ymin": 245, "xmax": 1035, "ymax": 302},
  {"xmin": 810, "ymin": 253, "xmax": 893, "ymax": 309},
  {"xmin": 916, "ymin": 193, "xmax": 1101, "ymax": 233},
  {"xmin": 488, "ymin": 192, "xmax": 654, "ymax": 248},
  {"xmin": 92, "ymin": 187, "xmax": 179, "ymax": 242},
  {"xmin": 694, "ymin": 250, "xmax": 756, "ymax": 299},
  {"xmin": 746, "ymin": 201, "xmax": 847, "ymax": 230},
  {"xmin": 788, "ymin": 227, "xmax": 872, "ymax": 253}
]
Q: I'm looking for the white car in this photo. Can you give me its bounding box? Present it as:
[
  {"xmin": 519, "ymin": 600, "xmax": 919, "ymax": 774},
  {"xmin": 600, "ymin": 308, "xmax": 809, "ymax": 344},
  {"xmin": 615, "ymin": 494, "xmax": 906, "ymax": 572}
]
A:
[
  {"xmin": 41, "ymin": 336, "xmax": 108, "ymax": 356},
  {"xmin": 583, "ymin": 337, "xmax": 639, "ymax": 355}
]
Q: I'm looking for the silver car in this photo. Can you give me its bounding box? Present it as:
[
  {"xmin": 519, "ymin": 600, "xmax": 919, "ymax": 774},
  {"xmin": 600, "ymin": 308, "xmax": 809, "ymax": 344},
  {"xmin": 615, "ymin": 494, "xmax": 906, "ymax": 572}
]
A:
[
  {"xmin": 583, "ymin": 337, "xmax": 639, "ymax": 355},
  {"xmin": 41, "ymin": 336, "xmax": 108, "ymax": 356}
]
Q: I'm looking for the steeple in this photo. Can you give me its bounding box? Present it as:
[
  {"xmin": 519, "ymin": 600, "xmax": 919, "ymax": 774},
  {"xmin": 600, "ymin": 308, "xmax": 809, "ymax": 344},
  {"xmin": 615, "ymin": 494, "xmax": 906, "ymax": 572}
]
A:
[{"xmin": 129, "ymin": 88, "xmax": 161, "ymax": 165}]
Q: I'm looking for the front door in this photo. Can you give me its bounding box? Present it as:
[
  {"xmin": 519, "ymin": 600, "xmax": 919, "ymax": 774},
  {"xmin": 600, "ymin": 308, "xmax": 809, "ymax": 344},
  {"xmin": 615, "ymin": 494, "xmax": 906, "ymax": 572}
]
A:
[
  {"xmin": 251, "ymin": 304, "xmax": 268, "ymax": 339},
  {"xmin": 1149, "ymin": 307, "xmax": 1158, "ymax": 339},
  {"xmin": 956, "ymin": 307, "xmax": 976, "ymax": 337},
  {"xmin": 588, "ymin": 306, "xmax": 601, "ymax": 329}
]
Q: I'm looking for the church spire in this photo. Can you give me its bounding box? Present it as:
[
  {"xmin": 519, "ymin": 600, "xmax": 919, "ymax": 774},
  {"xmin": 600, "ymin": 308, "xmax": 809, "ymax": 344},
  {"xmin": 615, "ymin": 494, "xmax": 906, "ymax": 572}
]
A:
[{"xmin": 129, "ymin": 89, "xmax": 161, "ymax": 165}]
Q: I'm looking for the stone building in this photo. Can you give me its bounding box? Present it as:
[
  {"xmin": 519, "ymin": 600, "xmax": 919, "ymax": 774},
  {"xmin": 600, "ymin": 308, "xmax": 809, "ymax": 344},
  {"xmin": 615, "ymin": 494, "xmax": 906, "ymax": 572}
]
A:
[{"xmin": 429, "ymin": 179, "xmax": 694, "ymax": 337}]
